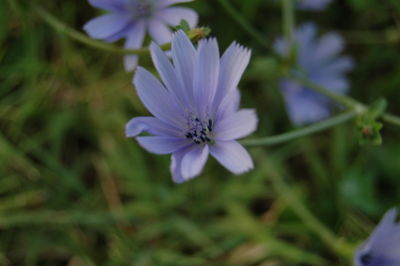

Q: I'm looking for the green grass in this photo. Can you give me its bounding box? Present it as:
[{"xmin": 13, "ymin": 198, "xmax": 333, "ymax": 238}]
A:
[{"xmin": 1, "ymin": 0, "xmax": 400, "ymax": 265}]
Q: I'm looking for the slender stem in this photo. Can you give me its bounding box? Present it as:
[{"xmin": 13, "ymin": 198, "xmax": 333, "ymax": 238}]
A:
[
  {"xmin": 216, "ymin": 0, "xmax": 269, "ymax": 47},
  {"xmin": 242, "ymin": 111, "xmax": 358, "ymax": 147},
  {"xmin": 382, "ymin": 113, "xmax": 400, "ymax": 127},
  {"xmin": 263, "ymin": 158, "xmax": 355, "ymax": 260},
  {"xmin": 282, "ymin": 0, "xmax": 295, "ymax": 53}
]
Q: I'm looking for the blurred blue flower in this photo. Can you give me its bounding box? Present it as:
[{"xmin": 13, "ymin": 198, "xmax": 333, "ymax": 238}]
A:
[
  {"xmin": 297, "ymin": 0, "xmax": 332, "ymax": 11},
  {"xmin": 84, "ymin": 0, "xmax": 198, "ymax": 71},
  {"xmin": 274, "ymin": 23, "xmax": 353, "ymax": 125},
  {"xmin": 126, "ymin": 30, "xmax": 257, "ymax": 183},
  {"xmin": 354, "ymin": 208, "xmax": 400, "ymax": 266}
]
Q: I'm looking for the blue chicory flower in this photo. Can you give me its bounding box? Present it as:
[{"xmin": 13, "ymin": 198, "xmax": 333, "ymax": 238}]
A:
[
  {"xmin": 354, "ymin": 208, "xmax": 400, "ymax": 266},
  {"xmin": 126, "ymin": 30, "xmax": 257, "ymax": 183},
  {"xmin": 297, "ymin": 0, "xmax": 332, "ymax": 11},
  {"xmin": 274, "ymin": 23, "xmax": 353, "ymax": 125},
  {"xmin": 84, "ymin": 0, "xmax": 198, "ymax": 71}
]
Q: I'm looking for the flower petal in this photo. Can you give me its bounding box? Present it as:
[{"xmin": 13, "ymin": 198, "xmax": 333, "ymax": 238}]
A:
[
  {"xmin": 150, "ymin": 42, "xmax": 188, "ymax": 107},
  {"xmin": 313, "ymin": 32, "xmax": 344, "ymax": 62},
  {"xmin": 354, "ymin": 208, "xmax": 400, "ymax": 266},
  {"xmin": 281, "ymin": 80, "xmax": 331, "ymax": 125},
  {"xmin": 216, "ymin": 89, "xmax": 241, "ymax": 119},
  {"xmin": 123, "ymin": 21, "xmax": 146, "ymax": 71},
  {"xmin": 83, "ymin": 13, "xmax": 131, "ymax": 40},
  {"xmin": 133, "ymin": 67, "xmax": 185, "ymax": 127},
  {"xmin": 297, "ymin": 23, "xmax": 318, "ymax": 67},
  {"xmin": 104, "ymin": 27, "xmax": 130, "ymax": 43},
  {"xmin": 194, "ymin": 38, "xmax": 220, "ymax": 114},
  {"xmin": 209, "ymin": 141, "xmax": 254, "ymax": 174},
  {"xmin": 298, "ymin": 0, "xmax": 332, "ymax": 11},
  {"xmin": 213, "ymin": 42, "xmax": 251, "ymax": 109},
  {"xmin": 214, "ymin": 109, "xmax": 258, "ymax": 140},
  {"xmin": 158, "ymin": 0, "xmax": 195, "ymax": 8},
  {"xmin": 180, "ymin": 145, "xmax": 209, "ymax": 180},
  {"xmin": 170, "ymin": 147, "xmax": 186, "ymax": 183},
  {"xmin": 368, "ymin": 208, "xmax": 398, "ymax": 247},
  {"xmin": 318, "ymin": 56, "xmax": 354, "ymax": 75},
  {"xmin": 274, "ymin": 37, "xmax": 287, "ymax": 56},
  {"xmin": 148, "ymin": 19, "xmax": 172, "ymax": 44},
  {"xmin": 159, "ymin": 7, "xmax": 198, "ymax": 28},
  {"xmin": 87, "ymin": 0, "xmax": 125, "ymax": 11},
  {"xmin": 125, "ymin": 117, "xmax": 181, "ymax": 137},
  {"xmin": 137, "ymin": 136, "xmax": 189, "ymax": 154},
  {"xmin": 312, "ymin": 75, "xmax": 349, "ymax": 94},
  {"xmin": 171, "ymin": 30, "xmax": 197, "ymax": 105}
]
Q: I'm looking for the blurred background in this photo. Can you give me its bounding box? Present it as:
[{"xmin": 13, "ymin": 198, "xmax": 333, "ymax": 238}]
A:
[{"xmin": 1, "ymin": 0, "xmax": 400, "ymax": 265}]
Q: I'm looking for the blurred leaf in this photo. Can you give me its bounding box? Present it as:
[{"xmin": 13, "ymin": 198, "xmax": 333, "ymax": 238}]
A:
[{"xmin": 339, "ymin": 169, "xmax": 380, "ymax": 215}]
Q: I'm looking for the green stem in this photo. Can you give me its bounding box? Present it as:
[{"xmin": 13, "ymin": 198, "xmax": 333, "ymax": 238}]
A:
[
  {"xmin": 382, "ymin": 113, "xmax": 400, "ymax": 127},
  {"xmin": 242, "ymin": 111, "xmax": 358, "ymax": 147},
  {"xmin": 262, "ymin": 158, "xmax": 355, "ymax": 260},
  {"xmin": 216, "ymin": 0, "xmax": 269, "ymax": 47},
  {"xmin": 282, "ymin": 0, "xmax": 295, "ymax": 53}
]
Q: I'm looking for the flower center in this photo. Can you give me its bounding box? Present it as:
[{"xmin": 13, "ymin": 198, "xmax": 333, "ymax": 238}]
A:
[
  {"xmin": 360, "ymin": 252, "xmax": 372, "ymax": 265},
  {"xmin": 128, "ymin": 0, "xmax": 155, "ymax": 19},
  {"xmin": 185, "ymin": 116, "xmax": 213, "ymax": 145}
]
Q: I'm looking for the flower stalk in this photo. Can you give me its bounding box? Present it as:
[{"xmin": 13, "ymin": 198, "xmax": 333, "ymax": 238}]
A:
[
  {"xmin": 282, "ymin": 0, "xmax": 296, "ymax": 55},
  {"xmin": 242, "ymin": 111, "xmax": 358, "ymax": 147}
]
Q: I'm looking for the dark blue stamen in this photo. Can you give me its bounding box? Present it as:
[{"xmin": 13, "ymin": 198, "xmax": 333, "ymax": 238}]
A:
[
  {"xmin": 208, "ymin": 119, "xmax": 213, "ymax": 132},
  {"xmin": 185, "ymin": 117, "xmax": 214, "ymax": 145}
]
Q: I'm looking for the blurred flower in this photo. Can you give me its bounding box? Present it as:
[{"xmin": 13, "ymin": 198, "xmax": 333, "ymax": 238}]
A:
[
  {"xmin": 297, "ymin": 0, "xmax": 332, "ymax": 11},
  {"xmin": 354, "ymin": 208, "xmax": 400, "ymax": 266},
  {"xmin": 274, "ymin": 23, "xmax": 353, "ymax": 125},
  {"xmin": 84, "ymin": 0, "xmax": 198, "ymax": 71},
  {"xmin": 126, "ymin": 30, "xmax": 257, "ymax": 183}
]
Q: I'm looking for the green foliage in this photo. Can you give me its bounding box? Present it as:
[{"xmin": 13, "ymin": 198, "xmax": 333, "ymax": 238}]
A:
[
  {"xmin": 0, "ymin": 0, "xmax": 399, "ymax": 265},
  {"xmin": 356, "ymin": 99, "xmax": 387, "ymax": 145}
]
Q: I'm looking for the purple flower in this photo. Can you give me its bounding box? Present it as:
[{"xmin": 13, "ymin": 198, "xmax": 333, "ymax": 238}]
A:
[
  {"xmin": 84, "ymin": 0, "xmax": 198, "ymax": 71},
  {"xmin": 354, "ymin": 208, "xmax": 400, "ymax": 266},
  {"xmin": 126, "ymin": 30, "xmax": 257, "ymax": 183},
  {"xmin": 274, "ymin": 23, "xmax": 353, "ymax": 125},
  {"xmin": 297, "ymin": 0, "xmax": 332, "ymax": 11}
]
